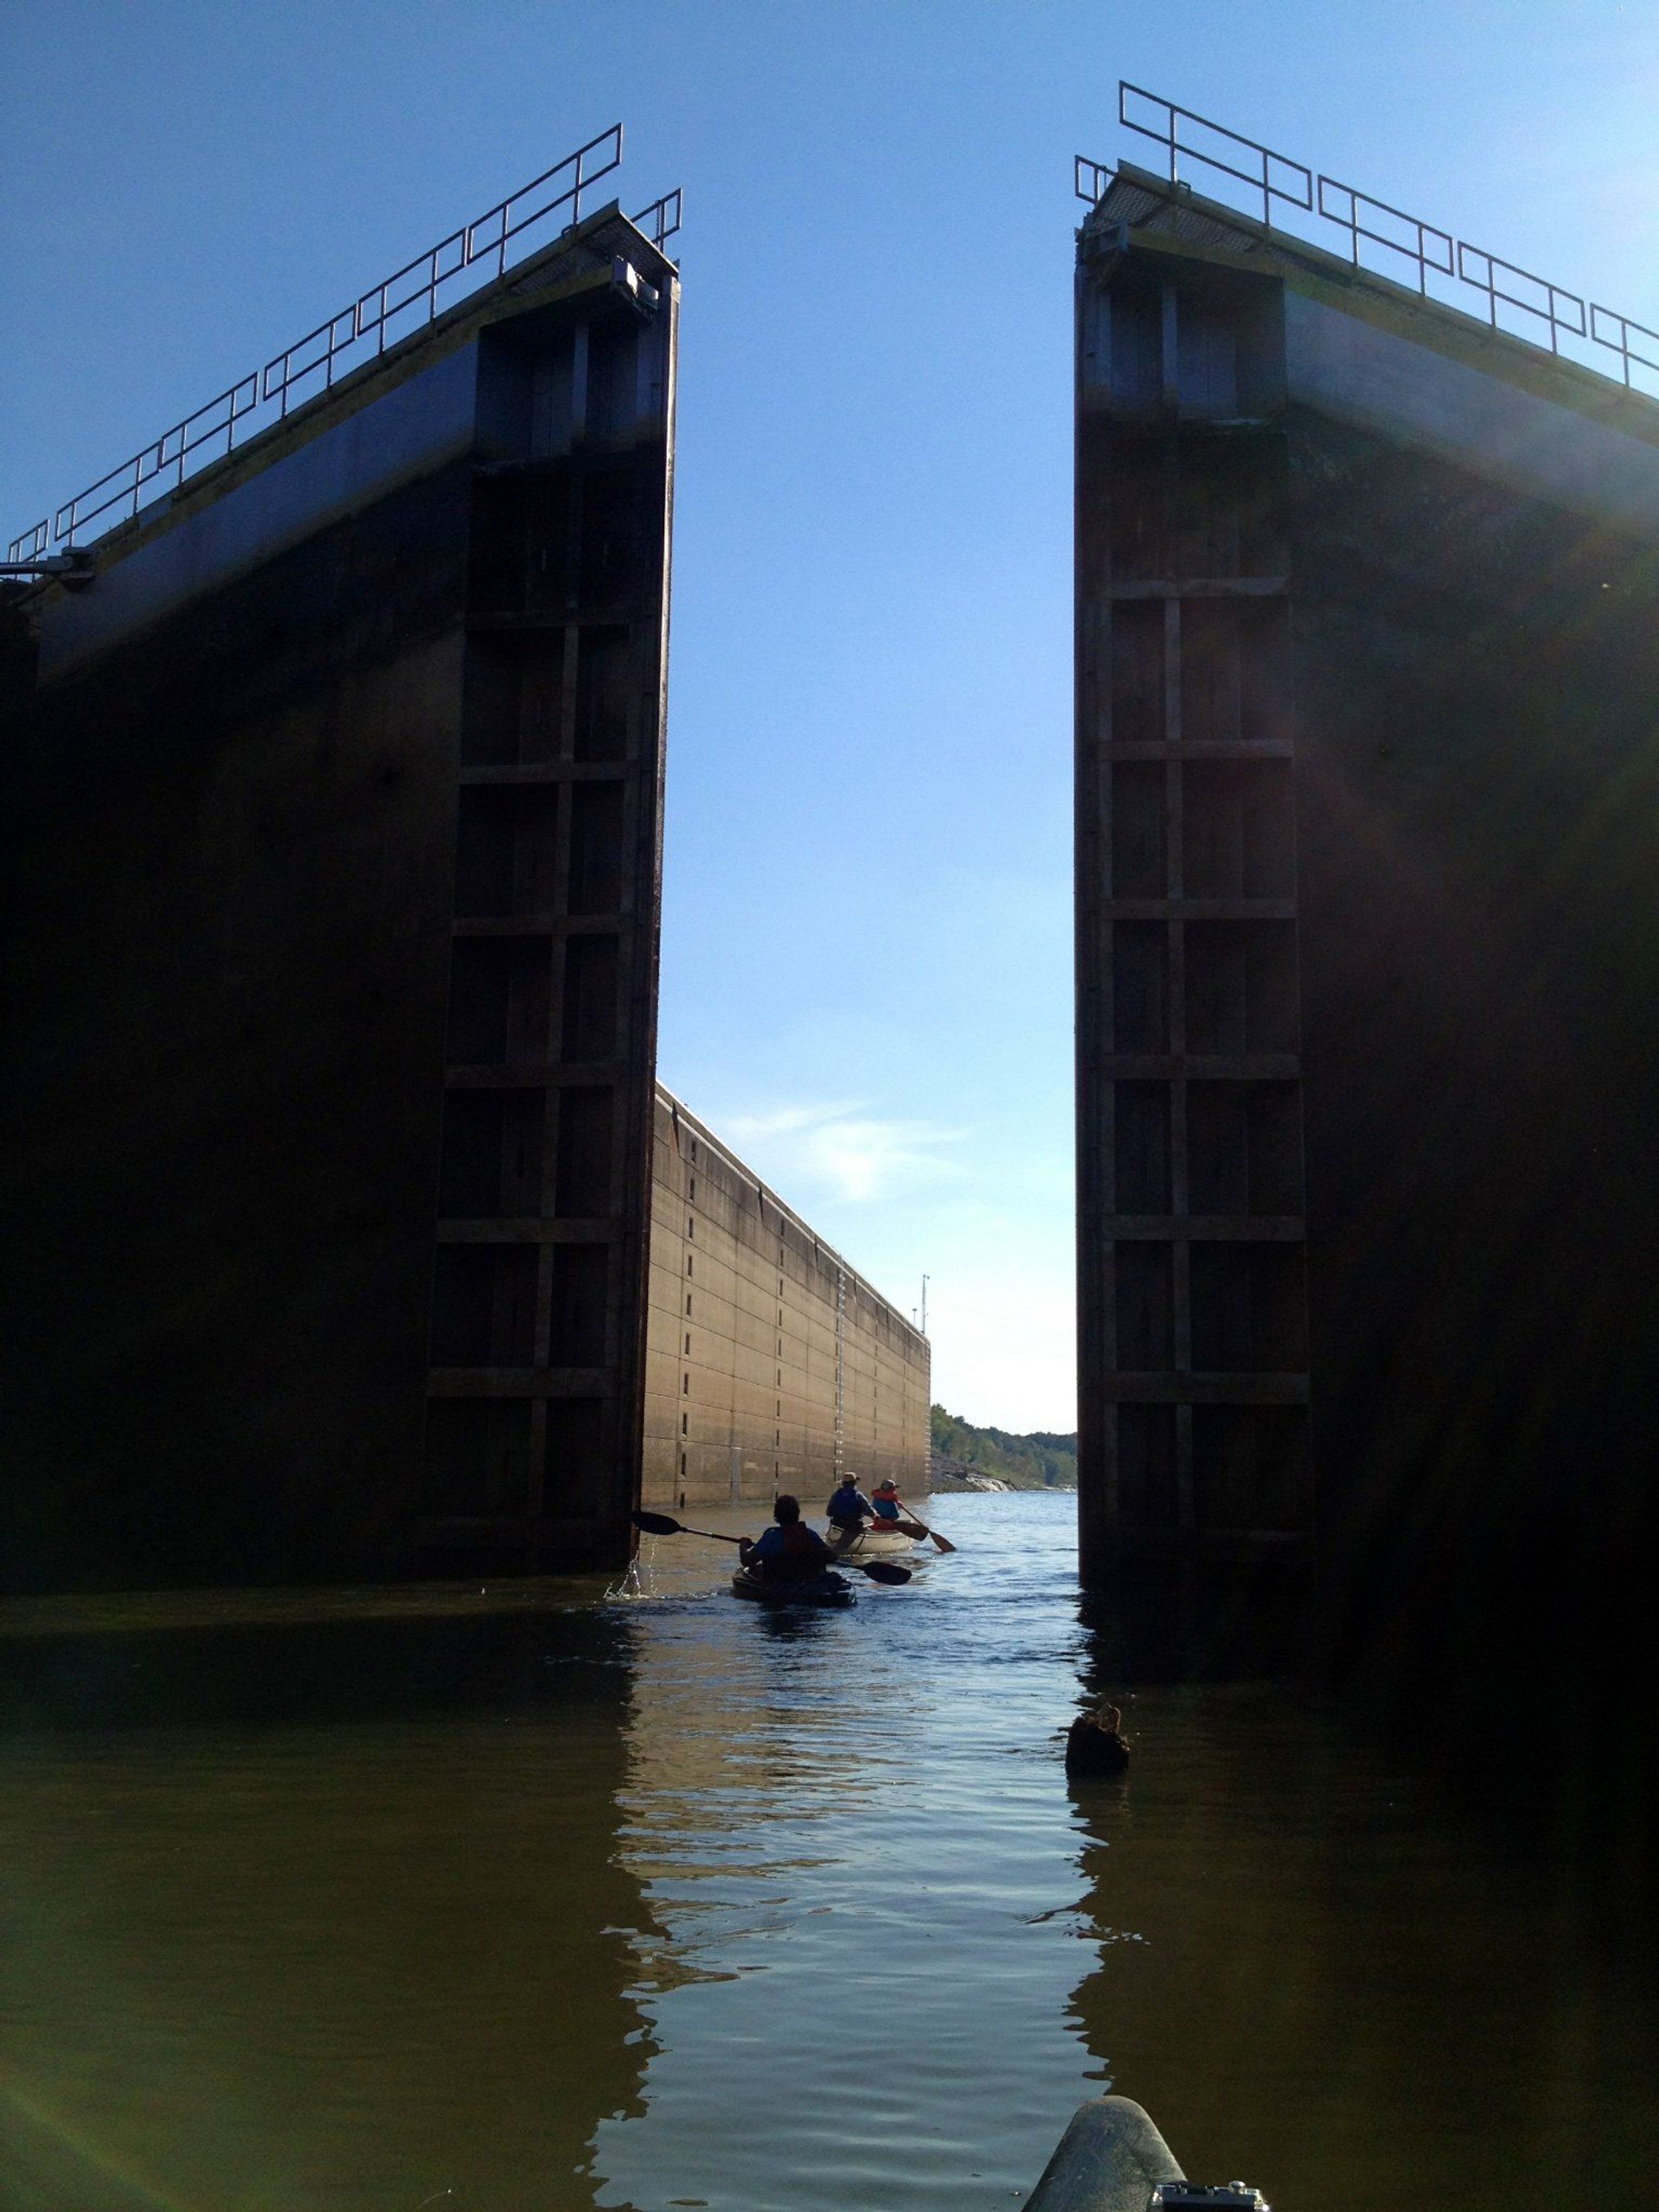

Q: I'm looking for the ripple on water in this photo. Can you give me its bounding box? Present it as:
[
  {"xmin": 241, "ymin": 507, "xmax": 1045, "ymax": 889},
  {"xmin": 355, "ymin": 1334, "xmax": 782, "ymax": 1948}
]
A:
[{"xmin": 1, "ymin": 1491, "xmax": 1653, "ymax": 2212}]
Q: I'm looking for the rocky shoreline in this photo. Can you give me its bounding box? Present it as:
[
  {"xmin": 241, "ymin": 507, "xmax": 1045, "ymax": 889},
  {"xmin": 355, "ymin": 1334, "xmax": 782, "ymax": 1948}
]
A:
[{"xmin": 927, "ymin": 1458, "xmax": 1074, "ymax": 1495}]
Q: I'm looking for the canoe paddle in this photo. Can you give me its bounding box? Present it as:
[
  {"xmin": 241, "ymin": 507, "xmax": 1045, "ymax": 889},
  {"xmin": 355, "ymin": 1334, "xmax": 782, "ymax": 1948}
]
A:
[
  {"xmin": 901, "ymin": 1507, "xmax": 957, "ymax": 1556},
  {"xmin": 632, "ymin": 1509, "xmax": 913, "ymax": 1585},
  {"xmin": 864, "ymin": 1500, "xmax": 957, "ymax": 1554}
]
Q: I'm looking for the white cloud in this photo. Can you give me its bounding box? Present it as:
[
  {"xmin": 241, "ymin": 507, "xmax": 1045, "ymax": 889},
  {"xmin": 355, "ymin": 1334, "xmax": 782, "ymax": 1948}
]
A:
[{"xmin": 722, "ymin": 1100, "xmax": 966, "ymax": 1204}]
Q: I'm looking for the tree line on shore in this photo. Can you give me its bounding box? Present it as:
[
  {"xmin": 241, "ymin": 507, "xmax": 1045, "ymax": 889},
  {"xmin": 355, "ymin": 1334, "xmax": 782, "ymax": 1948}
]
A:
[{"xmin": 928, "ymin": 1405, "xmax": 1077, "ymax": 1490}]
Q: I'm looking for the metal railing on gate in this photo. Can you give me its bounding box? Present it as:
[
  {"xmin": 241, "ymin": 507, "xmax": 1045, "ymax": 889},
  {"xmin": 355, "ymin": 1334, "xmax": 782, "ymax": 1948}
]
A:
[
  {"xmin": 1076, "ymin": 83, "xmax": 1659, "ymax": 403},
  {"xmin": 9, "ymin": 126, "xmax": 683, "ymax": 566},
  {"xmin": 632, "ymin": 190, "xmax": 683, "ymax": 252},
  {"xmin": 1116, "ymin": 84, "xmax": 1313, "ymax": 229}
]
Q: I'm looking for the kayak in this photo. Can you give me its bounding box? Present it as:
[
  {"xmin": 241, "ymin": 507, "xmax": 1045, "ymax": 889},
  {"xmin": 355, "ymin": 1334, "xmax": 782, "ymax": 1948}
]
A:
[
  {"xmin": 731, "ymin": 1565, "xmax": 856, "ymax": 1609},
  {"xmin": 829, "ymin": 1523, "xmax": 917, "ymax": 1561}
]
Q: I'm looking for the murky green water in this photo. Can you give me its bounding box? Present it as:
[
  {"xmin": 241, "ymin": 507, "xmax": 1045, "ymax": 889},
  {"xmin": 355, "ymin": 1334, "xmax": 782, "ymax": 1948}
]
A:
[{"xmin": 1, "ymin": 1493, "xmax": 1651, "ymax": 2210}]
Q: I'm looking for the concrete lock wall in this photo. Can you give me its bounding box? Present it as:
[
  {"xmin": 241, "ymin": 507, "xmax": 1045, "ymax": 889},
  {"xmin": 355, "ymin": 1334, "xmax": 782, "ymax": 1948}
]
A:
[
  {"xmin": 1074, "ymin": 165, "xmax": 1659, "ymax": 1762},
  {"xmin": 643, "ymin": 1089, "xmax": 931, "ymax": 1510},
  {"xmin": 0, "ymin": 204, "xmax": 682, "ymax": 1591}
]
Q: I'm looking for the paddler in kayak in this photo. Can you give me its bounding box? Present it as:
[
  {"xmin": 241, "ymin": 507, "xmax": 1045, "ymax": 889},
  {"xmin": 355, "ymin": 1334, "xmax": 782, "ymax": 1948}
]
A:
[
  {"xmin": 869, "ymin": 1478, "xmax": 928, "ymax": 1541},
  {"xmin": 738, "ymin": 1494, "xmax": 836, "ymax": 1585}
]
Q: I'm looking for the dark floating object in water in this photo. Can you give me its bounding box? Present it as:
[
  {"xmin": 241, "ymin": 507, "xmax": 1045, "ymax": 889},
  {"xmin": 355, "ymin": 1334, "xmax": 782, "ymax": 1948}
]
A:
[{"xmin": 1065, "ymin": 1703, "xmax": 1131, "ymax": 1778}]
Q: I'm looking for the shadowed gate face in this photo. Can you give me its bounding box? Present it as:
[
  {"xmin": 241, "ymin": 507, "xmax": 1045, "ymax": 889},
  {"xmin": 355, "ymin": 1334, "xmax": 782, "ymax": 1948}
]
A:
[
  {"xmin": 1074, "ymin": 200, "xmax": 1312, "ymax": 1596},
  {"xmin": 421, "ymin": 234, "xmax": 680, "ymax": 1576}
]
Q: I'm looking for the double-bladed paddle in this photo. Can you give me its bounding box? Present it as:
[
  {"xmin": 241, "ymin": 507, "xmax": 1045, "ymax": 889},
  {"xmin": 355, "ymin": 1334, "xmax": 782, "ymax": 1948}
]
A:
[{"xmin": 632, "ymin": 1509, "xmax": 913, "ymax": 1585}]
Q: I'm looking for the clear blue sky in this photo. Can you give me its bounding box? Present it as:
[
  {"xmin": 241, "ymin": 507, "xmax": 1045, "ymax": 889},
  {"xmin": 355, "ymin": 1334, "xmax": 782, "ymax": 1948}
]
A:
[{"xmin": 4, "ymin": 3, "xmax": 1656, "ymax": 1430}]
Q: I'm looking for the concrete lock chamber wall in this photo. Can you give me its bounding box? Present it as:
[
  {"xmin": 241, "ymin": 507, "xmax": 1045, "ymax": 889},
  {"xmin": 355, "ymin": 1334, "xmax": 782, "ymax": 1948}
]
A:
[
  {"xmin": 1074, "ymin": 100, "xmax": 1659, "ymax": 1816},
  {"xmin": 643, "ymin": 1088, "xmax": 930, "ymax": 1513}
]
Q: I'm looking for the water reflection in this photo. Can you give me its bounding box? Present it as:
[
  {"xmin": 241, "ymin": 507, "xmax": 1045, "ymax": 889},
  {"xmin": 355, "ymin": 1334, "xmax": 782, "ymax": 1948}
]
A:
[
  {"xmin": 1, "ymin": 1503, "xmax": 1652, "ymax": 2212},
  {"xmin": 600, "ymin": 1499, "xmax": 1659, "ymax": 2212},
  {"xmin": 0, "ymin": 1591, "xmax": 655, "ymax": 2211},
  {"xmin": 1061, "ymin": 1679, "xmax": 1659, "ymax": 2212},
  {"xmin": 591, "ymin": 1506, "xmax": 1100, "ymax": 2212}
]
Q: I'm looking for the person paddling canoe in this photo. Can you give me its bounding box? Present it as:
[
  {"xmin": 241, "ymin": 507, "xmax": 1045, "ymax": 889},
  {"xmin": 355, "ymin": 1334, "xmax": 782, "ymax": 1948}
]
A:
[
  {"xmin": 738, "ymin": 1494, "xmax": 836, "ymax": 1585},
  {"xmin": 825, "ymin": 1475, "xmax": 876, "ymax": 1538},
  {"xmin": 869, "ymin": 1478, "xmax": 928, "ymax": 1541}
]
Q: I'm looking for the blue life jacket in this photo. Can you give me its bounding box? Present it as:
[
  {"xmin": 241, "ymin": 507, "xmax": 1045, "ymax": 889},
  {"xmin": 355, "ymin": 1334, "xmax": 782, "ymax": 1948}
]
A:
[
  {"xmin": 752, "ymin": 1520, "xmax": 828, "ymax": 1579},
  {"xmin": 827, "ymin": 1482, "xmax": 871, "ymax": 1526}
]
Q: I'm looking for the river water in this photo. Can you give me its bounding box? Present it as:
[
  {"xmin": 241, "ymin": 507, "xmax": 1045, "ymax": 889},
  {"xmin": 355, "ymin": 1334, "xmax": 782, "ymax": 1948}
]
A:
[{"xmin": 1, "ymin": 1491, "xmax": 1652, "ymax": 2211}]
